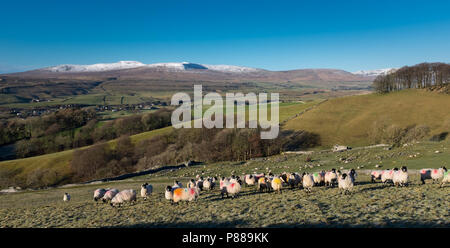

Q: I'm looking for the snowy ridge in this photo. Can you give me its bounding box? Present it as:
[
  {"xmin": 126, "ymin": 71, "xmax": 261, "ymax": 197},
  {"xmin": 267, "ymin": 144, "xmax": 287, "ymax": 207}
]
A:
[
  {"xmin": 352, "ymin": 68, "xmax": 397, "ymax": 77},
  {"xmin": 41, "ymin": 61, "xmax": 263, "ymax": 73}
]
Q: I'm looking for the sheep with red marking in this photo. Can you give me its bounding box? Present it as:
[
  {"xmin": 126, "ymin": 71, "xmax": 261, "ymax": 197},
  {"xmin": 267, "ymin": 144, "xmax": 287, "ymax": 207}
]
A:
[
  {"xmin": 324, "ymin": 168, "xmax": 338, "ymax": 187},
  {"xmin": 370, "ymin": 170, "xmax": 384, "ymax": 183},
  {"xmin": 102, "ymin": 188, "xmax": 119, "ymax": 203},
  {"xmin": 172, "ymin": 187, "xmax": 198, "ymax": 203},
  {"xmin": 381, "ymin": 168, "xmax": 398, "ymax": 184},
  {"xmin": 110, "ymin": 189, "xmax": 137, "ymax": 207},
  {"xmin": 420, "ymin": 167, "xmax": 446, "ymax": 184},
  {"xmin": 221, "ymin": 176, "xmax": 241, "ymax": 199}
]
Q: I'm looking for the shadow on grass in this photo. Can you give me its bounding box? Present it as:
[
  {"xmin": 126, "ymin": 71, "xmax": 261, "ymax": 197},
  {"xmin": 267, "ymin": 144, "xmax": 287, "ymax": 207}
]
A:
[{"xmin": 109, "ymin": 220, "xmax": 447, "ymax": 228}]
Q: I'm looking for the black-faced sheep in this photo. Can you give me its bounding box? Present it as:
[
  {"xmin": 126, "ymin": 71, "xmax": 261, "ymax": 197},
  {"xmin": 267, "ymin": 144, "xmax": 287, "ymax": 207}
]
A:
[
  {"xmin": 440, "ymin": 168, "xmax": 449, "ymax": 187},
  {"xmin": 102, "ymin": 188, "xmax": 119, "ymax": 203},
  {"xmin": 93, "ymin": 188, "xmax": 107, "ymax": 202},
  {"xmin": 140, "ymin": 183, "xmax": 153, "ymax": 200},
  {"xmin": 393, "ymin": 166, "xmax": 408, "ymax": 187},
  {"xmin": 172, "ymin": 187, "xmax": 198, "ymax": 203},
  {"xmin": 420, "ymin": 167, "xmax": 447, "ymax": 184},
  {"xmin": 221, "ymin": 177, "xmax": 241, "ymax": 199},
  {"xmin": 338, "ymin": 173, "xmax": 353, "ymax": 194},
  {"xmin": 63, "ymin": 193, "xmax": 71, "ymax": 202}
]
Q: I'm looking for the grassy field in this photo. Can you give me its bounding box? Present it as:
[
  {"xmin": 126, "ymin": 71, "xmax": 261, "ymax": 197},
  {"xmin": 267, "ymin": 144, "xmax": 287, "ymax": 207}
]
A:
[
  {"xmin": 0, "ymin": 139, "xmax": 449, "ymax": 227},
  {"xmin": 284, "ymin": 89, "xmax": 450, "ymax": 148}
]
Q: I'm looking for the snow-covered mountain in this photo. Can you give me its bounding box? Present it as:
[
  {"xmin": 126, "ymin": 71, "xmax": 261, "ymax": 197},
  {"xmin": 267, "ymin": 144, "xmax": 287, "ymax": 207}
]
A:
[
  {"xmin": 352, "ymin": 68, "xmax": 397, "ymax": 77},
  {"xmin": 41, "ymin": 61, "xmax": 263, "ymax": 74},
  {"xmin": 43, "ymin": 61, "xmax": 146, "ymax": 72}
]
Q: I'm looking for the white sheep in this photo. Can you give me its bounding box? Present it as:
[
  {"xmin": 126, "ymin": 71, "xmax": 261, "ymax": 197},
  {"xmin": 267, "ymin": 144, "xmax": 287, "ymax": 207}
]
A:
[
  {"xmin": 63, "ymin": 193, "xmax": 71, "ymax": 202},
  {"xmin": 222, "ymin": 177, "xmax": 242, "ymax": 198},
  {"xmin": 271, "ymin": 177, "xmax": 283, "ymax": 194},
  {"xmin": 110, "ymin": 189, "xmax": 137, "ymax": 206},
  {"xmin": 172, "ymin": 187, "xmax": 198, "ymax": 203},
  {"xmin": 392, "ymin": 166, "xmax": 408, "ymax": 187},
  {"xmin": 244, "ymin": 174, "xmax": 256, "ymax": 186},
  {"xmin": 140, "ymin": 183, "xmax": 153, "ymax": 200},
  {"xmin": 165, "ymin": 186, "xmax": 174, "ymax": 201},
  {"xmin": 370, "ymin": 170, "xmax": 384, "ymax": 183},
  {"xmin": 324, "ymin": 168, "xmax": 338, "ymax": 187},
  {"xmin": 187, "ymin": 179, "xmax": 196, "ymax": 189},
  {"xmin": 312, "ymin": 171, "xmax": 325, "ymax": 186},
  {"xmin": 102, "ymin": 188, "xmax": 119, "ymax": 203},
  {"xmin": 420, "ymin": 167, "xmax": 446, "ymax": 184},
  {"xmin": 381, "ymin": 168, "xmax": 397, "ymax": 184},
  {"xmin": 338, "ymin": 173, "xmax": 353, "ymax": 194},
  {"xmin": 302, "ymin": 173, "xmax": 314, "ymax": 193},
  {"xmin": 203, "ymin": 178, "xmax": 212, "ymax": 190},
  {"xmin": 93, "ymin": 188, "xmax": 106, "ymax": 202}
]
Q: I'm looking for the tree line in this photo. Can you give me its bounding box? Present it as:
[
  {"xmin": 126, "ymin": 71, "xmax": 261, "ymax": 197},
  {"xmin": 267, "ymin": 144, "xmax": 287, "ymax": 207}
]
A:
[
  {"xmin": 373, "ymin": 62, "xmax": 450, "ymax": 93},
  {"xmin": 71, "ymin": 127, "xmax": 320, "ymax": 182},
  {"xmin": 9, "ymin": 108, "xmax": 171, "ymax": 158}
]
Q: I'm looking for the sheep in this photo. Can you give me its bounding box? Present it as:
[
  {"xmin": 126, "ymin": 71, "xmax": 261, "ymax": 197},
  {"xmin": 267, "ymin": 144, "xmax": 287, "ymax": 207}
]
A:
[
  {"xmin": 165, "ymin": 186, "xmax": 174, "ymax": 201},
  {"xmin": 302, "ymin": 172, "xmax": 314, "ymax": 193},
  {"xmin": 196, "ymin": 177, "xmax": 204, "ymax": 191},
  {"xmin": 312, "ymin": 171, "xmax": 325, "ymax": 186},
  {"xmin": 244, "ymin": 174, "xmax": 256, "ymax": 187},
  {"xmin": 370, "ymin": 170, "xmax": 384, "ymax": 183},
  {"xmin": 287, "ymin": 173, "xmax": 302, "ymax": 189},
  {"xmin": 271, "ymin": 176, "xmax": 283, "ymax": 194},
  {"xmin": 219, "ymin": 177, "xmax": 229, "ymax": 192},
  {"xmin": 338, "ymin": 173, "xmax": 353, "ymax": 194},
  {"xmin": 381, "ymin": 168, "xmax": 398, "ymax": 184},
  {"xmin": 140, "ymin": 183, "xmax": 153, "ymax": 200},
  {"xmin": 203, "ymin": 177, "xmax": 212, "ymax": 190},
  {"xmin": 440, "ymin": 168, "xmax": 449, "ymax": 187},
  {"xmin": 257, "ymin": 176, "xmax": 270, "ymax": 193},
  {"xmin": 173, "ymin": 181, "xmax": 183, "ymax": 189},
  {"xmin": 172, "ymin": 187, "xmax": 198, "ymax": 203},
  {"xmin": 324, "ymin": 168, "xmax": 338, "ymax": 187},
  {"xmin": 348, "ymin": 169, "xmax": 357, "ymax": 184},
  {"xmin": 93, "ymin": 188, "xmax": 107, "ymax": 202},
  {"xmin": 393, "ymin": 166, "xmax": 408, "ymax": 187},
  {"xmin": 420, "ymin": 167, "xmax": 447, "ymax": 184},
  {"xmin": 63, "ymin": 193, "xmax": 71, "ymax": 202},
  {"xmin": 102, "ymin": 188, "xmax": 119, "ymax": 203},
  {"xmin": 110, "ymin": 189, "xmax": 136, "ymax": 207},
  {"xmin": 187, "ymin": 179, "xmax": 197, "ymax": 189},
  {"xmin": 221, "ymin": 177, "xmax": 242, "ymax": 199}
]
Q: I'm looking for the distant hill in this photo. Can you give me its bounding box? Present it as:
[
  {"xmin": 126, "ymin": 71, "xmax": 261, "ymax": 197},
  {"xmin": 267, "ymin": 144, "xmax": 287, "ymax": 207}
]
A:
[{"xmin": 284, "ymin": 89, "xmax": 450, "ymax": 148}]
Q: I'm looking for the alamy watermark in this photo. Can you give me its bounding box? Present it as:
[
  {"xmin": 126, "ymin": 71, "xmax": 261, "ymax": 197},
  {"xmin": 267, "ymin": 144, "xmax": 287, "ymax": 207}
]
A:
[{"xmin": 171, "ymin": 85, "xmax": 279, "ymax": 139}]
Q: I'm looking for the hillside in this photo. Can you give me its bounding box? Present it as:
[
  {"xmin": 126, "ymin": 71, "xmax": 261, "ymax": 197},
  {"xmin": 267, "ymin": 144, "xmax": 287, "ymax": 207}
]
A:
[
  {"xmin": 0, "ymin": 102, "xmax": 316, "ymax": 189},
  {"xmin": 284, "ymin": 89, "xmax": 450, "ymax": 147}
]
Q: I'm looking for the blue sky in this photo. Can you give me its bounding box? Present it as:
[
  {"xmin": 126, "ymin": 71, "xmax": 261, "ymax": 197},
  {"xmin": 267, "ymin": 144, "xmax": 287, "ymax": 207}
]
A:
[{"xmin": 1, "ymin": 0, "xmax": 449, "ymax": 73}]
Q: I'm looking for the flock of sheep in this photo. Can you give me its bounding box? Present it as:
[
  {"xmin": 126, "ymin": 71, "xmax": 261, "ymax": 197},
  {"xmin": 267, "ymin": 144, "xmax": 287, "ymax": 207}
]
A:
[{"xmin": 61, "ymin": 165, "xmax": 449, "ymax": 205}]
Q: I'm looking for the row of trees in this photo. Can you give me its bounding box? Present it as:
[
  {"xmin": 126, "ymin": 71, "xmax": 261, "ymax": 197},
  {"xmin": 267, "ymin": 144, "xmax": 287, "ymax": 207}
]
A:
[
  {"xmin": 373, "ymin": 63, "xmax": 450, "ymax": 93},
  {"xmin": 71, "ymin": 126, "xmax": 320, "ymax": 181},
  {"xmin": 15, "ymin": 109, "xmax": 172, "ymax": 158},
  {"xmin": 0, "ymin": 108, "xmax": 97, "ymax": 146}
]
